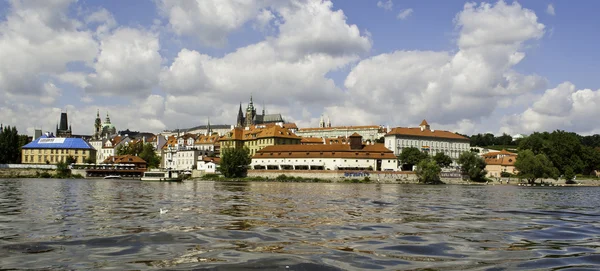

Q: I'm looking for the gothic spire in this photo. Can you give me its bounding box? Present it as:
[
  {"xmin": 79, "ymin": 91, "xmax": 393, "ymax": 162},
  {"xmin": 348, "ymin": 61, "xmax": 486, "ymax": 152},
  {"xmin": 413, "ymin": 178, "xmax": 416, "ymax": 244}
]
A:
[{"xmin": 236, "ymin": 102, "xmax": 244, "ymax": 127}]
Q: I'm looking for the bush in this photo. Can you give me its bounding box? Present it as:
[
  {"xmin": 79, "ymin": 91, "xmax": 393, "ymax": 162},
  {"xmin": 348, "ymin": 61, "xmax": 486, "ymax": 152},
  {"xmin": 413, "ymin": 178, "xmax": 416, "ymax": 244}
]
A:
[
  {"xmin": 500, "ymin": 171, "xmax": 512, "ymax": 178},
  {"xmin": 40, "ymin": 172, "xmax": 52, "ymax": 178},
  {"xmin": 201, "ymin": 173, "xmax": 222, "ymax": 180}
]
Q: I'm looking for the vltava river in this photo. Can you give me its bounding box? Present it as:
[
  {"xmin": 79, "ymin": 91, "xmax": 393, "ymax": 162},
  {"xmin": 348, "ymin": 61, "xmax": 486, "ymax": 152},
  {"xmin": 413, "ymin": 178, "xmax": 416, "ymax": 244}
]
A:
[{"xmin": 1, "ymin": 179, "xmax": 600, "ymax": 270}]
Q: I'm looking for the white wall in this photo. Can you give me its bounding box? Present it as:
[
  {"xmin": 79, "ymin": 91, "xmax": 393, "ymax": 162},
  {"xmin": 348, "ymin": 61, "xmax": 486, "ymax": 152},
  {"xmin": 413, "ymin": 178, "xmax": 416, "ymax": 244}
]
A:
[
  {"xmin": 251, "ymin": 157, "xmax": 397, "ymax": 171},
  {"xmin": 385, "ymin": 134, "xmax": 470, "ymax": 165}
]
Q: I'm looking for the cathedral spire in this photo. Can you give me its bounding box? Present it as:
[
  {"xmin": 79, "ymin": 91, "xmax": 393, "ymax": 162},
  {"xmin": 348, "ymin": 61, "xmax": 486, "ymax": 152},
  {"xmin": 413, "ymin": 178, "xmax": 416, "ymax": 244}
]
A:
[
  {"xmin": 207, "ymin": 117, "xmax": 212, "ymax": 136},
  {"xmin": 236, "ymin": 102, "xmax": 244, "ymax": 127}
]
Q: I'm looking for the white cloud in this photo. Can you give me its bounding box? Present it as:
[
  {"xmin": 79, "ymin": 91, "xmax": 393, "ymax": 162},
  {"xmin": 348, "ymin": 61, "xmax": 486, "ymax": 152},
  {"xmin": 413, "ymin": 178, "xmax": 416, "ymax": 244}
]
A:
[
  {"xmin": 502, "ymin": 82, "xmax": 600, "ymax": 135},
  {"xmin": 160, "ymin": 0, "xmax": 371, "ymax": 126},
  {"xmin": 326, "ymin": 0, "xmax": 546, "ymax": 131},
  {"xmin": 377, "ymin": 0, "xmax": 393, "ymax": 11},
  {"xmin": 0, "ymin": 0, "xmax": 98, "ymax": 97},
  {"xmin": 397, "ymin": 8, "xmax": 413, "ymax": 20},
  {"xmin": 158, "ymin": 0, "xmax": 271, "ymax": 47},
  {"xmin": 85, "ymin": 8, "xmax": 117, "ymax": 37},
  {"xmin": 546, "ymin": 4, "xmax": 555, "ymax": 16},
  {"xmin": 86, "ymin": 28, "xmax": 162, "ymax": 98}
]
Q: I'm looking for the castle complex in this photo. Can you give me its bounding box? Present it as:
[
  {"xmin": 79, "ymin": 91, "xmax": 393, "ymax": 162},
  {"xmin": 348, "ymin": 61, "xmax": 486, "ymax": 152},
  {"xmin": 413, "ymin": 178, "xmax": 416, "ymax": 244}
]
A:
[{"xmin": 236, "ymin": 96, "xmax": 285, "ymax": 128}]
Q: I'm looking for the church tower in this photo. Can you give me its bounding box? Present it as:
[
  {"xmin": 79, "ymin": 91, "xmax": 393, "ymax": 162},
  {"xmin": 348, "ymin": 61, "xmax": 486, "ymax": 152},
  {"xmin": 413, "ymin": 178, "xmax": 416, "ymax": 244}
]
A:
[
  {"xmin": 93, "ymin": 109, "xmax": 102, "ymax": 140},
  {"xmin": 319, "ymin": 115, "xmax": 325, "ymax": 128},
  {"xmin": 244, "ymin": 95, "xmax": 255, "ymax": 127}
]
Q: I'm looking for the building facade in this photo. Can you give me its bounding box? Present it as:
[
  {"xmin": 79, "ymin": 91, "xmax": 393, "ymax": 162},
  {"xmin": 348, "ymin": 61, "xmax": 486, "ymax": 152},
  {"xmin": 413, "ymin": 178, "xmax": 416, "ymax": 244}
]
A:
[
  {"xmin": 21, "ymin": 135, "xmax": 96, "ymax": 164},
  {"xmin": 296, "ymin": 125, "xmax": 387, "ymax": 143},
  {"xmin": 384, "ymin": 120, "xmax": 470, "ymax": 165},
  {"xmin": 220, "ymin": 125, "xmax": 301, "ymax": 156},
  {"xmin": 483, "ymin": 150, "xmax": 518, "ymax": 177},
  {"xmin": 251, "ymin": 133, "xmax": 398, "ymax": 171}
]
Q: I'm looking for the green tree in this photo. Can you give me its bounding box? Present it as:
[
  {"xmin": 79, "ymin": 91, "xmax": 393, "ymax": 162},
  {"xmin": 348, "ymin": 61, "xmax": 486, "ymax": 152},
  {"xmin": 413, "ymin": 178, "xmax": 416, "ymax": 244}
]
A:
[
  {"xmin": 514, "ymin": 150, "xmax": 559, "ymax": 184},
  {"xmin": 55, "ymin": 161, "xmax": 71, "ymax": 178},
  {"xmin": 0, "ymin": 125, "xmax": 23, "ymax": 164},
  {"xmin": 398, "ymin": 147, "xmax": 428, "ymax": 171},
  {"xmin": 220, "ymin": 147, "xmax": 251, "ymax": 178},
  {"xmin": 416, "ymin": 157, "xmax": 442, "ymax": 184},
  {"xmin": 139, "ymin": 143, "xmax": 161, "ymax": 168},
  {"xmin": 563, "ymin": 166, "xmax": 575, "ymax": 182},
  {"xmin": 457, "ymin": 151, "xmax": 487, "ymax": 182},
  {"xmin": 433, "ymin": 152, "xmax": 453, "ymax": 168},
  {"xmin": 65, "ymin": 155, "xmax": 76, "ymax": 165}
]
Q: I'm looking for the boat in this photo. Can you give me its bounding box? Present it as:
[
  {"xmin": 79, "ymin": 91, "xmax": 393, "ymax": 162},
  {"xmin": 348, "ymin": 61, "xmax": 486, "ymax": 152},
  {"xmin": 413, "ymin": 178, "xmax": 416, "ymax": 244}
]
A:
[
  {"xmin": 104, "ymin": 175, "xmax": 122, "ymax": 179},
  {"xmin": 141, "ymin": 169, "xmax": 183, "ymax": 182}
]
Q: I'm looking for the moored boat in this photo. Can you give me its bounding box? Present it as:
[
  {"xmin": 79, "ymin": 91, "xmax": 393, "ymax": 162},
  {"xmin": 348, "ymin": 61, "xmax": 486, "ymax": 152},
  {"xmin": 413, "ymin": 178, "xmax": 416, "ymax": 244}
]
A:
[
  {"xmin": 141, "ymin": 170, "xmax": 183, "ymax": 182},
  {"xmin": 104, "ymin": 175, "xmax": 122, "ymax": 179}
]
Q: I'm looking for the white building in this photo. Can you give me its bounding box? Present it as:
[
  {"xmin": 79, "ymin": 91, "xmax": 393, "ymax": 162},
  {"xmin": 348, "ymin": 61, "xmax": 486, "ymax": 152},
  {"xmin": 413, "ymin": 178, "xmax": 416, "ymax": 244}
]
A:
[
  {"xmin": 197, "ymin": 159, "xmax": 218, "ymax": 173},
  {"xmin": 175, "ymin": 149, "xmax": 200, "ymax": 170},
  {"xmin": 384, "ymin": 120, "xmax": 470, "ymax": 165},
  {"xmin": 295, "ymin": 125, "xmax": 387, "ymax": 143},
  {"xmin": 89, "ymin": 139, "xmax": 105, "ymax": 163},
  {"xmin": 251, "ymin": 133, "xmax": 398, "ymax": 171}
]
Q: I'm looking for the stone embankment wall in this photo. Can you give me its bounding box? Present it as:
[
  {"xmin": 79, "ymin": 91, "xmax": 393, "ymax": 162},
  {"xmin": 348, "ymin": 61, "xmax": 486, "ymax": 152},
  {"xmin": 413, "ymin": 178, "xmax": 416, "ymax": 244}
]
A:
[
  {"xmin": 0, "ymin": 168, "xmax": 56, "ymax": 178},
  {"xmin": 247, "ymin": 170, "xmax": 418, "ymax": 183}
]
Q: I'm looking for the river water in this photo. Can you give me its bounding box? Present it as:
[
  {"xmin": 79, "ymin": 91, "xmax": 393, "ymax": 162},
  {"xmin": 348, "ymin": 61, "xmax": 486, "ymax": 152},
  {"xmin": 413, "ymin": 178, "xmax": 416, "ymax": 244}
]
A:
[{"xmin": 1, "ymin": 179, "xmax": 599, "ymax": 270}]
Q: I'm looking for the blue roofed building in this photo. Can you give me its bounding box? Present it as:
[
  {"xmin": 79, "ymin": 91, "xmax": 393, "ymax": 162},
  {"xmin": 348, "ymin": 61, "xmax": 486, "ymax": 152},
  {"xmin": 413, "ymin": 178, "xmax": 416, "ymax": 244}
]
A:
[{"xmin": 21, "ymin": 133, "xmax": 97, "ymax": 164}]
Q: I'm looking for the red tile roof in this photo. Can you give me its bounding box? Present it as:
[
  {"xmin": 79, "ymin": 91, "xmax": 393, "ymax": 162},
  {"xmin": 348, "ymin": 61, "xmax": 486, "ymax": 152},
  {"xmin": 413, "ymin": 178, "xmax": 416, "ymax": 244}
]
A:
[
  {"xmin": 253, "ymin": 143, "xmax": 396, "ymax": 159},
  {"xmin": 386, "ymin": 127, "xmax": 469, "ymax": 141},
  {"xmin": 298, "ymin": 125, "xmax": 381, "ymax": 131}
]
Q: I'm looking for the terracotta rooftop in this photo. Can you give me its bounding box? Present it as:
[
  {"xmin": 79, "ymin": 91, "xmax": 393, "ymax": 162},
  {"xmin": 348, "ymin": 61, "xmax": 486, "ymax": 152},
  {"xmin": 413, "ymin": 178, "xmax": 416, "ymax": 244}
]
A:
[
  {"xmin": 298, "ymin": 125, "xmax": 381, "ymax": 131},
  {"xmin": 283, "ymin": 123, "xmax": 298, "ymax": 129},
  {"xmin": 103, "ymin": 155, "xmax": 147, "ymax": 164},
  {"xmin": 482, "ymin": 149, "xmax": 517, "ymax": 157},
  {"xmin": 386, "ymin": 127, "xmax": 469, "ymax": 141},
  {"xmin": 221, "ymin": 126, "xmax": 300, "ymax": 141},
  {"xmin": 253, "ymin": 143, "xmax": 396, "ymax": 159},
  {"xmin": 420, "ymin": 119, "xmax": 429, "ymax": 126},
  {"xmin": 485, "ymin": 156, "xmax": 516, "ymax": 166}
]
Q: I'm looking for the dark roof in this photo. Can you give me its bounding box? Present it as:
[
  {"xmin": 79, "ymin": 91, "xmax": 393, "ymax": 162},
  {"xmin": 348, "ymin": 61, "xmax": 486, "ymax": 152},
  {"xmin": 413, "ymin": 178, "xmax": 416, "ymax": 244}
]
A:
[
  {"xmin": 170, "ymin": 124, "xmax": 231, "ymax": 133},
  {"xmin": 23, "ymin": 136, "xmax": 94, "ymax": 150},
  {"xmin": 254, "ymin": 114, "xmax": 284, "ymax": 123}
]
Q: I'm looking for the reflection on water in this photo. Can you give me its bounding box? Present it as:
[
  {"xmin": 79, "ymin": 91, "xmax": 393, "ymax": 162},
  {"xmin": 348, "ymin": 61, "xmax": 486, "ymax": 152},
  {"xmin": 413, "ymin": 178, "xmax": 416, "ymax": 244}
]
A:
[{"xmin": 1, "ymin": 179, "xmax": 600, "ymax": 270}]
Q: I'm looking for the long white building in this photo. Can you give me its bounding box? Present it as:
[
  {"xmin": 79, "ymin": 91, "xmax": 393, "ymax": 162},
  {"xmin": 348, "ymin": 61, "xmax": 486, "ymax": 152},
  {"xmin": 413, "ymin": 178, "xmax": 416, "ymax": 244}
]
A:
[
  {"xmin": 384, "ymin": 120, "xmax": 470, "ymax": 164},
  {"xmin": 251, "ymin": 133, "xmax": 398, "ymax": 171}
]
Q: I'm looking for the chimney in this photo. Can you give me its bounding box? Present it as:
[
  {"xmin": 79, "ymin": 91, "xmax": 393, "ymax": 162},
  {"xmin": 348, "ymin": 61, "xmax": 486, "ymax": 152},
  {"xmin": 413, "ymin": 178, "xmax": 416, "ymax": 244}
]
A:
[{"xmin": 349, "ymin": 133, "xmax": 363, "ymax": 150}]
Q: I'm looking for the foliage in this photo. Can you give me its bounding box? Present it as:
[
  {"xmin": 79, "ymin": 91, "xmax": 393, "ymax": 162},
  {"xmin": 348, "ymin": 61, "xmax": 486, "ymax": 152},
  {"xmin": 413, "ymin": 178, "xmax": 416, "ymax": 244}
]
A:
[
  {"xmin": 458, "ymin": 151, "xmax": 487, "ymax": 182},
  {"xmin": 55, "ymin": 161, "xmax": 71, "ymax": 177},
  {"xmin": 200, "ymin": 173, "xmax": 223, "ymax": 180},
  {"xmin": 563, "ymin": 166, "xmax": 575, "ymax": 182},
  {"xmin": 84, "ymin": 156, "xmax": 96, "ymax": 164},
  {"xmin": 518, "ymin": 130, "xmax": 600, "ymax": 176},
  {"xmin": 470, "ymin": 133, "xmax": 514, "ymax": 147},
  {"xmin": 433, "ymin": 152, "xmax": 453, "ymax": 168},
  {"xmin": 416, "ymin": 157, "xmax": 442, "ymax": 184},
  {"xmin": 500, "ymin": 171, "xmax": 512, "ymax": 178},
  {"xmin": 220, "ymin": 147, "xmax": 251, "ymax": 178},
  {"xmin": 514, "ymin": 150, "xmax": 559, "ymax": 184},
  {"xmin": 116, "ymin": 140, "xmax": 144, "ymax": 156},
  {"xmin": 398, "ymin": 147, "xmax": 428, "ymax": 170},
  {"xmin": 139, "ymin": 143, "xmax": 161, "ymax": 168},
  {"xmin": 65, "ymin": 155, "xmax": 76, "ymax": 165},
  {"xmin": 0, "ymin": 125, "xmax": 28, "ymax": 164}
]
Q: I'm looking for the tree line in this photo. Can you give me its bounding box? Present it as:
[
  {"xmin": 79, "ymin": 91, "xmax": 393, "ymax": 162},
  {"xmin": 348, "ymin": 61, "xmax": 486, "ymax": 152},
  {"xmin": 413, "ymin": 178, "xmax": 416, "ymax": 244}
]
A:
[
  {"xmin": 0, "ymin": 125, "xmax": 29, "ymax": 164},
  {"xmin": 398, "ymin": 147, "xmax": 487, "ymax": 184},
  {"xmin": 115, "ymin": 140, "xmax": 161, "ymax": 168}
]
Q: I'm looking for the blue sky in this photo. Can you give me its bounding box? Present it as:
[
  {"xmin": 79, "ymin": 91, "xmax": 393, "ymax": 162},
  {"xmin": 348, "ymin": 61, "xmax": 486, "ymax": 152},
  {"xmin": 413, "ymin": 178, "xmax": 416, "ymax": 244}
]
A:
[{"xmin": 1, "ymin": 0, "xmax": 600, "ymax": 136}]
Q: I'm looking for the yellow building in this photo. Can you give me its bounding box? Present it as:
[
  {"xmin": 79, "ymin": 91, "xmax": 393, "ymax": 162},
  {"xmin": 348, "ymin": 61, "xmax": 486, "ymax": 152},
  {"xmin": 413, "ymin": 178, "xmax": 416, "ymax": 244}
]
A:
[
  {"xmin": 21, "ymin": 136, "xmax": 97, "ymax": 164},
  {"xmin": 220, "ymin": 125, "xmax": 301, "ymax": 156},
  {"xmin": 483, "ymin": 149, "xmax": 518, "ymax": 177}
]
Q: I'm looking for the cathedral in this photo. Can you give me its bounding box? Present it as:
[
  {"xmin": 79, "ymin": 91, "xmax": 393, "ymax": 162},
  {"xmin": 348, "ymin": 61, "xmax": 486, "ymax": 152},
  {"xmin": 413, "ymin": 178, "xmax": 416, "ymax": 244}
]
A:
[
  {"xmin": 92, "ymin": 110, "xmax": 117, "ymax": 140},
  {"xmin": 236, "ymin": 96, "xmax": 285, "ymax": 128}
]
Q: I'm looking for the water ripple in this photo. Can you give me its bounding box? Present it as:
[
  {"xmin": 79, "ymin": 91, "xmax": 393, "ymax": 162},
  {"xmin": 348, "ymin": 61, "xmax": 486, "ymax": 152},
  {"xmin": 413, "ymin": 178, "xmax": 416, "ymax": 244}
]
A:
[{"xmin": 1, "ymin": 179, "xmax": 600, "ymax": 270}]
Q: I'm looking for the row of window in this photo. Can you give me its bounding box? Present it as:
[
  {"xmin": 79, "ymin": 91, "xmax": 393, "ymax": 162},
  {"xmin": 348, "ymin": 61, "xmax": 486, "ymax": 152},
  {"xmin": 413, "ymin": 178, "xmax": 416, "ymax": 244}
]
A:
[
  {"xmin": 24, "ymin": 155, "xmax": 85, "ymax": 163},
  {"xmin": 25, "ymin": 149, "xmax": 84, "ymax": 154}
]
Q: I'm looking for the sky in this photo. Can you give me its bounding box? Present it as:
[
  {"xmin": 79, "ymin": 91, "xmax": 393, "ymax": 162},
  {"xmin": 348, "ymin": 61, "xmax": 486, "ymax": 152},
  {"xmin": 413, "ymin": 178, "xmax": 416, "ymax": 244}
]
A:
[{"xmin": 1, "ymin": 0, "xmax": 600, "ymax": 137}]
